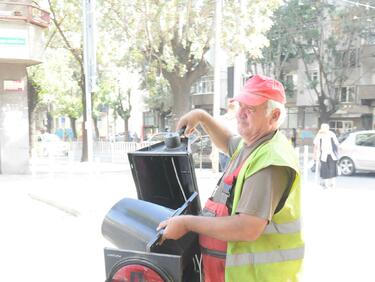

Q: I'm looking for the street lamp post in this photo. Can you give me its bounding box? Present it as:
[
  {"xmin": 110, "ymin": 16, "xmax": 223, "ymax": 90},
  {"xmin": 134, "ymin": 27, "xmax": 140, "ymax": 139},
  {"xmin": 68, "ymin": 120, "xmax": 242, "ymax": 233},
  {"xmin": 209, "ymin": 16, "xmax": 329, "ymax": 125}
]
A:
[
  {"xmin": 82, "ymin": 0, "xmax": 96, "ymax": 162},
  {"xmin": 212, "ymin": 0, "xmax": 222, "ymax": 173}
]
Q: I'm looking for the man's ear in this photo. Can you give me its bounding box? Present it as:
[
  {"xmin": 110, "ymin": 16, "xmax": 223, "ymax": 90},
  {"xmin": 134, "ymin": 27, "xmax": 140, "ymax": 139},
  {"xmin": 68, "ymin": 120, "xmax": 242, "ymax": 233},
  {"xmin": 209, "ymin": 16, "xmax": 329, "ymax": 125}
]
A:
[{"xmin": 270, "ymin": 109, "xmax": 281, "ymax": 125}]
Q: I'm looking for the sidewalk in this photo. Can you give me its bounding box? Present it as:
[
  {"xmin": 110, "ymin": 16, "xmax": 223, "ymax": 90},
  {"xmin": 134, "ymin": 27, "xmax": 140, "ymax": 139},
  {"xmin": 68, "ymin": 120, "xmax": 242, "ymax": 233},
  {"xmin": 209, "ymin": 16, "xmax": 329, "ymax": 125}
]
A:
[{"xmin": 23, "ymin": 160, "xmax": 222, "ymax": 218}]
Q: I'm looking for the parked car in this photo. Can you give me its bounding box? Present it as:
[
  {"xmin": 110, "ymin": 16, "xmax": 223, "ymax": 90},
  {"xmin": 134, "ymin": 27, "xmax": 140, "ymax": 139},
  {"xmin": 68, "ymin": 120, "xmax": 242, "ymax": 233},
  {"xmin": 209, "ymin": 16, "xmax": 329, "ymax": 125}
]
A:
[
  {"xmin": 114, "ymin": 132, "xmax": 140, "ymax": 142},
  {"xmin": 37, "ymin": 133, "xmax": 69, "ymax": 157},
  {"xmin": 147, "ymin": 132, "xmax": 169, "ymax": 143},
  {"xmin": 338, "ymin": 130, "xmax": 375, "ymax": 176}
]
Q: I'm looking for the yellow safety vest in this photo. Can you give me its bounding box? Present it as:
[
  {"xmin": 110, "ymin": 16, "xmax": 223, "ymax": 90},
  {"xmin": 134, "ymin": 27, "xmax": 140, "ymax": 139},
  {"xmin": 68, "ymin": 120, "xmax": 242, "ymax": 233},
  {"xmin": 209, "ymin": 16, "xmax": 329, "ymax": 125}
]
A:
[{"xmin": 225, "ymin": 131, "xmax": 304, "ymax": 282}]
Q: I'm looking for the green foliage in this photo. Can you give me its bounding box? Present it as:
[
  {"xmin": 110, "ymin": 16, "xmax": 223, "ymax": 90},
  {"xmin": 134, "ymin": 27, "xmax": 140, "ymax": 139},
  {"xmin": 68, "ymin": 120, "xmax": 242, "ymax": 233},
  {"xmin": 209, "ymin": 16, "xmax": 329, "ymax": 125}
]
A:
[
  {"xmin": 100, "ymin": 0, "xmax": 282, "ymax": 116},
  {"xmin": 143, "ymin": 72, "xmax": 172, "ymax": 114},
  {"xmin": 249, "ymin": 0, "xmax": 375, "ymax": 122},
  {"xmin": 31, "ymin": 0, "xmax": 283, "ymax": 129},
  {"xmin": 28, "ymin": 47, "xmax": 82, "ymax": 118}
]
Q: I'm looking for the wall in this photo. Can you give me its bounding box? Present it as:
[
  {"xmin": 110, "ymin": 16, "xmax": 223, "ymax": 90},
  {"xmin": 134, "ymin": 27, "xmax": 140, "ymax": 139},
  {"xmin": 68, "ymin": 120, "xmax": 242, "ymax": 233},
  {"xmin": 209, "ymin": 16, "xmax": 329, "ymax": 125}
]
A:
[{"xmin": 0, "ymin": 63, "xmax": 29, "ymax": 173}]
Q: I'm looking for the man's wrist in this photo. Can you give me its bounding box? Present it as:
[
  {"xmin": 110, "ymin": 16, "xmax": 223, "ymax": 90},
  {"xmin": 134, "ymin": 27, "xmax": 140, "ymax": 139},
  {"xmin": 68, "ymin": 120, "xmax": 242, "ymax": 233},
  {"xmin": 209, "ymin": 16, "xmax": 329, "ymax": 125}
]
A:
[
  {"xmin": 182, "ymin": 215, "xmax": 195, "ymax": 233},
  {"xmin": 196, "ymin": 109, "xmax": 209, "ymax": 125}
]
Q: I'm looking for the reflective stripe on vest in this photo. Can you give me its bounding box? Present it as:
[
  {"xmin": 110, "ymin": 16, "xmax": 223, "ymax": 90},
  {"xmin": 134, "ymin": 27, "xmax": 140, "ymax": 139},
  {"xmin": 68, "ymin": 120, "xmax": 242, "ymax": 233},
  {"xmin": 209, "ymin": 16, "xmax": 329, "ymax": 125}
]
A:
[
  {"xmin": 201, "ymin": 247, "xmax": 227, "ymax": 259},
  {"xmin": 226, "ymin": 246, "xmax": 305, "ymax": 267},
  {"xmin": 263, "ymin": 219, "xmax": 301, "ymax": 234}
]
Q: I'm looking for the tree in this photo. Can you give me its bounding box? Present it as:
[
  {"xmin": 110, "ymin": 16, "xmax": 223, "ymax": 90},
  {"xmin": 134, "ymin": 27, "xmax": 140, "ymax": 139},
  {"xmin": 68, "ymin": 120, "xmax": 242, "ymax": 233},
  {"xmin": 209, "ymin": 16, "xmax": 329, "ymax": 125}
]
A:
[
  {"xmin": 29, "ymin": 46, "xmax": 83, "ymax": 139},
  {"xmin": 249, "ymin": 0, "xmax": 374, "ymax": 124},
  {"xmin": 101, "ymin": 0, "xmax": 283, "ymax": 126},
  {"xmin": 142, "ymin": 70, "xmax": 172, "ymax": 131},
  {"xmin": 46, "ymin": 0, "xmax": 92, "ymax": 161},
  {"xmin": 113, "ymin": 88, "xmax": 132, "ymax": 141},
  {"xmin": 27, "ymin": 75, "xmax": 42, "ymax": 155}
]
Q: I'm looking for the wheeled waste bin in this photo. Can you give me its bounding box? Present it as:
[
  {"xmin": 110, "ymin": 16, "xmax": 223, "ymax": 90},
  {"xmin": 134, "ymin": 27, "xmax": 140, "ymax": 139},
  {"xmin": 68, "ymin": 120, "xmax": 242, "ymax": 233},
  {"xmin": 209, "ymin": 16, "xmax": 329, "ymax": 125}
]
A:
[{"xmin": 102, "ymin": 134, "xmax": 202, "ymax": 282}]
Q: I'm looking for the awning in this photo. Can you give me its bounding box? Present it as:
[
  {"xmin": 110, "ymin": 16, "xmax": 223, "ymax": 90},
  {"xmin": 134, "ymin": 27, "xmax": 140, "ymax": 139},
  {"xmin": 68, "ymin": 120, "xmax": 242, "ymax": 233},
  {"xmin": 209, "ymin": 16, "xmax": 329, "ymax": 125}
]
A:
[
  {"xmin": 331, "ymin": 104, "xmax": 372, "ymax": 118},
  {"xmin": 331, "ymin": 113, "xmax": 362, "ymax": 118}
]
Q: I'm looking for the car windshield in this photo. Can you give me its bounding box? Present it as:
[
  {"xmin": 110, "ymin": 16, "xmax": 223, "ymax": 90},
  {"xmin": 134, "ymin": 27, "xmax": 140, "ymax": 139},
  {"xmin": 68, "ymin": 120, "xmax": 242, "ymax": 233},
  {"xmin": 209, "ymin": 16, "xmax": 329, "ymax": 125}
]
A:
[
  {"xmin": 40, "ymin": 133, "xmax": 61, "ymax": 142},
  {"xmin": 355, "ymin": 133, "xmax": 375, "ymax": 147}
]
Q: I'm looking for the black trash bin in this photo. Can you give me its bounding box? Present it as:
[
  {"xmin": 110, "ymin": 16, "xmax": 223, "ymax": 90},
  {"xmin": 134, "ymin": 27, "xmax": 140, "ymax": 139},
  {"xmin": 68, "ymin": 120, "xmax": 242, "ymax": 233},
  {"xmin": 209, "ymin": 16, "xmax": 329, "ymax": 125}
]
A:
[{"xmin": 102, "ymin": 136, "xmax": 202, "ymax": 282}]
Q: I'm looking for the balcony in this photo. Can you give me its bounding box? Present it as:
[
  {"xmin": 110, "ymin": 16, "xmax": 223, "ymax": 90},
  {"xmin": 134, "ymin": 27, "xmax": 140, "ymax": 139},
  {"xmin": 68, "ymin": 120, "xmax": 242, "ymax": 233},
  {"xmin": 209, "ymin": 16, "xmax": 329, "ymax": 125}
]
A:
[
  {"xmin": 0, "ymin": 2, "xmax": 50, "ymax": 65},
  {"xmin": 358, "ymin": 85, "xmax": 375, "ymax": 101},
  {"xmin": 0, "ymin": 2, "xmax": 50, "ymax": 28}
]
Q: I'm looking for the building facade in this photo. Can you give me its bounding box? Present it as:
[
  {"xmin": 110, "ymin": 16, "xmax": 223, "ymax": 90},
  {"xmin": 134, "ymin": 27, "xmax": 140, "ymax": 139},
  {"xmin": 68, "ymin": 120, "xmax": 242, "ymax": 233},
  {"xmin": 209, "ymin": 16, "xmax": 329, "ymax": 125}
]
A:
[{"xmin": 0, "ymin": 0, "xmax": 49, "ymax": 173}]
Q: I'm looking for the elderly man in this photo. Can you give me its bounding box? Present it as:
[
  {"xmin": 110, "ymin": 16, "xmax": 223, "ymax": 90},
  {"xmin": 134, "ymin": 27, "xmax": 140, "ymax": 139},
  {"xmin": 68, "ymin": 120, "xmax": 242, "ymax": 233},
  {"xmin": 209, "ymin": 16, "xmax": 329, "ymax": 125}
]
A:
[{"xmin": 158, "ymin": 75, "xmax": 304, "ymax": 282}]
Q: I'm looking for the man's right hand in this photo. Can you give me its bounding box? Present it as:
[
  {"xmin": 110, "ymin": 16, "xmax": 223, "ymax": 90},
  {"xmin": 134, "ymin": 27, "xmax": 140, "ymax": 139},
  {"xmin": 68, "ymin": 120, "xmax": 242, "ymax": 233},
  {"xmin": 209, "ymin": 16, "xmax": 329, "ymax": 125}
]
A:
[{"xmin": 177, "ymin": 109, "xmax": 206, "ymax": 136}]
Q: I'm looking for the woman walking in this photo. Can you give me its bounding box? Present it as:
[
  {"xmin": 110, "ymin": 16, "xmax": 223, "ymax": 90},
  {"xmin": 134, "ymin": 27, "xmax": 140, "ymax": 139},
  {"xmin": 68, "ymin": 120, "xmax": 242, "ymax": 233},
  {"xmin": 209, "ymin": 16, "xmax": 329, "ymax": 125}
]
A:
[{"xmin": 313, "ymin": 123, "xmax": 340, "ymax": 188}]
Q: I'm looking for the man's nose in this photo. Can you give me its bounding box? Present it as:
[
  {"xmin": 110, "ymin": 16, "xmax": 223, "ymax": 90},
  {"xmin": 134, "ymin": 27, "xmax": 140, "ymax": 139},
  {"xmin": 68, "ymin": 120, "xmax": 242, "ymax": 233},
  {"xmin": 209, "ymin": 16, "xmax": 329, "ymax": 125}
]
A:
[{"xmin": 237, "ymin": 108, "xmax": 247, "ymax": 119}]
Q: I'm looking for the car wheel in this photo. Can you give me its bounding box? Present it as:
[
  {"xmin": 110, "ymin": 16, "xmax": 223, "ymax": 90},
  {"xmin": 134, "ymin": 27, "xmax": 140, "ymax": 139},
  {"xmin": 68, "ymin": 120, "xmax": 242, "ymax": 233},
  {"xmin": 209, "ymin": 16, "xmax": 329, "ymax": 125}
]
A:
[{"xmin": 339, "ymin": 157, "xmax": 355, "ymax": 176}]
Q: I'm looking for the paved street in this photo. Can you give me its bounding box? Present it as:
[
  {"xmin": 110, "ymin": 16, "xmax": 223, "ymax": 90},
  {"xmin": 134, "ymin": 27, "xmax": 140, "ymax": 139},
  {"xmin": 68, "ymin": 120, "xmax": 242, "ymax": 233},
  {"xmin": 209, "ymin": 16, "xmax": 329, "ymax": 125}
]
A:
[
  {"xmin": 302, "ymin": 172, "xmax": 375, "ymax": 282},
  {"xmin": 0, "ymin": 159, "xmax": 374, "ymax": 281}
]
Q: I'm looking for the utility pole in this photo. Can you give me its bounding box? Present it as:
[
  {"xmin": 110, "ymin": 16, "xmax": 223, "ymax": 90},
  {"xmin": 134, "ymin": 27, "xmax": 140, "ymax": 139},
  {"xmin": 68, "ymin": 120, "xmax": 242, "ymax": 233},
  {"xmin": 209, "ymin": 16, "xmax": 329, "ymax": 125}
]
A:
[
  {"xmin": 233, "ymin": 0, "xmax": 247, "ymax": 98},
  {"xmin": 212, "ymin": 0, "xmax": 222, "ymax": 173},
  {"xmin": 82, "ymin": 0, "xmax": 96, "ymax": 162}
]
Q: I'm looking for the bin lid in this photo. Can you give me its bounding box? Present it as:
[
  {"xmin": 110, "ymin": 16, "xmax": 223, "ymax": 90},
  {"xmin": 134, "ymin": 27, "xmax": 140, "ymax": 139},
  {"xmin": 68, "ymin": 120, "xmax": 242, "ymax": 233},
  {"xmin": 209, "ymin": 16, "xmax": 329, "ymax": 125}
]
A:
[
  {"xmin": 128, "ymin": 138, "xmax": 201, "ymax": 215},
  {"xmin": 102, "ymin": 194, "xmax": 200, "ymax": 258}
]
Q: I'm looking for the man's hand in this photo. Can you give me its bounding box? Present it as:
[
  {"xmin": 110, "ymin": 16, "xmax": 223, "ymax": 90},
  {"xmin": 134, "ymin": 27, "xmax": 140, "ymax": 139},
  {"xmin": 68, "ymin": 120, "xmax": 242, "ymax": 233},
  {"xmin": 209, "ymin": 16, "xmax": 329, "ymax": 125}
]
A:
[
  {"xmin": 177, "ymin": 109, "xmax": 206, "ymax": 136},
  {"xmin": 157, "ymin": 215, "xmax": 190, "ymax": 244}
]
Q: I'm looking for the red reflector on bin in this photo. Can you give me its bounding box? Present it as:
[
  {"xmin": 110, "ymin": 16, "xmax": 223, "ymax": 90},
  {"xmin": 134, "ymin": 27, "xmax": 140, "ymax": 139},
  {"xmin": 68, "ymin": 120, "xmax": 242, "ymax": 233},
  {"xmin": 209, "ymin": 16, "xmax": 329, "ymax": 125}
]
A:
[{"xmin": 112, "ymin": 264, "xmax": 164, "ymax": 282}]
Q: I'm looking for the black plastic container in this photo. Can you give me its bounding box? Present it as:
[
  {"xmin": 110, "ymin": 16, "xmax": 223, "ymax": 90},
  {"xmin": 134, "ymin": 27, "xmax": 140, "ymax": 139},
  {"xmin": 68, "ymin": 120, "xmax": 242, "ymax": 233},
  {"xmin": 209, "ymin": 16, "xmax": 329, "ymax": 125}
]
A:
[
  {"xmin": 102, "ymin": 137, "xmax": 202, "ymax": 282},
  {"xmin": 128, "ymin": 137, "xmax": 201, "ymax": 214}
]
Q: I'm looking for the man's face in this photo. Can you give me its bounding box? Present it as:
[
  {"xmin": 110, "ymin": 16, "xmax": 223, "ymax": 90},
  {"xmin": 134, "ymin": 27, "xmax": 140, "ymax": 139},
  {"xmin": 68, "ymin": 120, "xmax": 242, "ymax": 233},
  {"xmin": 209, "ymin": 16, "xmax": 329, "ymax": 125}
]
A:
[{"xmin": 235, "ymin": 101, "xmax": 273, "ymax": 141}]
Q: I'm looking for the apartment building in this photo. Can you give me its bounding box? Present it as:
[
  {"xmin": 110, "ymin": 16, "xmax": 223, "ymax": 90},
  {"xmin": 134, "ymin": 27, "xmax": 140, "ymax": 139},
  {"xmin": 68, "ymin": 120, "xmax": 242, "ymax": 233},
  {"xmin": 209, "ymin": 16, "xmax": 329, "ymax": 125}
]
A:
[{"xmin": 0, "ymin": 0, "xmax": 49, "ymax": 173}]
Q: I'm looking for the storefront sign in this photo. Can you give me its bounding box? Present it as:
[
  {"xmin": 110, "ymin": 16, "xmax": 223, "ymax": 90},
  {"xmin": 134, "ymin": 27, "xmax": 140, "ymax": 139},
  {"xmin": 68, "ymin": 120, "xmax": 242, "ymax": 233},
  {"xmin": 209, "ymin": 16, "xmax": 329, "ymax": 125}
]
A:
[
  {"xmin": 3, "ymin": 80, "xmax": 24, "ymax": 91},
  {"xmin": 0, "ymin": 37, "xmax": 26, "ymax": 45}
]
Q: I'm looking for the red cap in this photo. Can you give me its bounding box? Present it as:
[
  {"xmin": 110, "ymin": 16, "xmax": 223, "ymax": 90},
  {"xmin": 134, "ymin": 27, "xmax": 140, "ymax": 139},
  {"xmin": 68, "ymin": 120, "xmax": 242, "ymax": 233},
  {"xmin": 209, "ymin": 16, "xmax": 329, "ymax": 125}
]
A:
[{"xmin": 233, "ymin": 74, "xmax": 286, "ymax": 106}]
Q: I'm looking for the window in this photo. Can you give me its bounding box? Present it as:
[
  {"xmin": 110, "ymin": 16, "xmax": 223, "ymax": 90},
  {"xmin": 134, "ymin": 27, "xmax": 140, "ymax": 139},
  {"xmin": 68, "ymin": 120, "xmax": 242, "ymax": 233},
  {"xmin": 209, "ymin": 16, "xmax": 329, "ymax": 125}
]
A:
[
  {"xmin": 304, "ymin": 107, "xmax": 318, "ymax": 128},
  {"xmin": 143, "ymin": 112, "xmax": 155, "ymax": 127},
  {"xmin": 349, "ymin": 49, "xmax": 357, "ymax": 68},
  {"xmin": 329, "ymin": 120, "xmax": 353, "ymax": 133},
  {"xmin": 311, "ymin": 71, "xmax": 318, "ymax": 82},
  {"xmin": 338, "ymin": 86, "xmax": 356, "ymax": 103},
  {"xmin": 355, "ymin": 133, "xmax": 375, "ymax": 147},
  {"xmin": 284, "ymin": 107, "xmax": 298, "ymax": 128},
  {"xmin": 192, "ymin": 76, "xmax": 214, "ymax": 95},
  {"xmin": 335, "ymin": 49, "xmax": 358, "ymax": 68}
]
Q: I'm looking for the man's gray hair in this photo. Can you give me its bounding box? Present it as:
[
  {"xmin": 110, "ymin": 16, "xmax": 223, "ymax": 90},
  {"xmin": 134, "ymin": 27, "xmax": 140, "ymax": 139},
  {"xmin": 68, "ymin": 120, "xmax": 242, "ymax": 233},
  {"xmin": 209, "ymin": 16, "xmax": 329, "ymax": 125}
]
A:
[{"xmin": 266, "ymin": 100, "xmax": 286, "ymax": 128}]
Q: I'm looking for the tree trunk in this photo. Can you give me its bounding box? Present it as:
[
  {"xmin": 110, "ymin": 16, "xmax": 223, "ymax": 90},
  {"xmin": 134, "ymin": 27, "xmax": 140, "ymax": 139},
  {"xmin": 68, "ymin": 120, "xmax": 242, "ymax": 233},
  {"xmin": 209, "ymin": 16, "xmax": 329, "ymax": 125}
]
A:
[
  {"xmin": 318, "ymin": 95, "xmax": 329, "ymax": 126},
  {"xmin": 163, "ymin": 59, "xmax": 209, "ymax": 129},
  {"xmin": 27, "ymin": 79, "xmax": 38, "ymax": 157},
  {"xmin": 93, "ymin": 116, "xmax": 99, "ymax": 140},
  {"xmin": 124, "ymin": 118, "xmax": 130, "ymax": 141},
  {"xmin": 70, "ymin": 117, "xmax": 77, "ymax": 140},
  {"xmin": 29, "ymin": 109, "xmax": 36, "ymax": 156},
  {"xmin": 160, "ymin": 112, "xmax": 167, "ymax": 131},
  {"xmin": 80, "ymin": 81, "xmax": 88, "ymax": 162},
  {"xmin": 168, "ymin": 79, "xmax": 191, "ymax": 129},
  {"xmin": 47, "ymin": 110, "xmax": 53, "ymax": 133}
]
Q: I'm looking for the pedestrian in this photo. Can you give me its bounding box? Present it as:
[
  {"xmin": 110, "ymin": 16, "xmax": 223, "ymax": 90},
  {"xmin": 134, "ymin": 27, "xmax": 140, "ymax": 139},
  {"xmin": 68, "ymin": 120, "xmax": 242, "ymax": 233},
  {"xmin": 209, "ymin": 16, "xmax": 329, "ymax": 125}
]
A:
[
  {"xmin": 313, "ymin": 123, "xmax": 340, "ymax": 189},
  {"xmin": 291, "ymin": 128, "xmax": 297, "ymax": 147},
  {"xmin": 218, "ymin": 100, "xmax": 238, "ymax": 172},
  {"xmin": 157, "ymin": 74, "xmax": 304, "ymax": 282}
]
